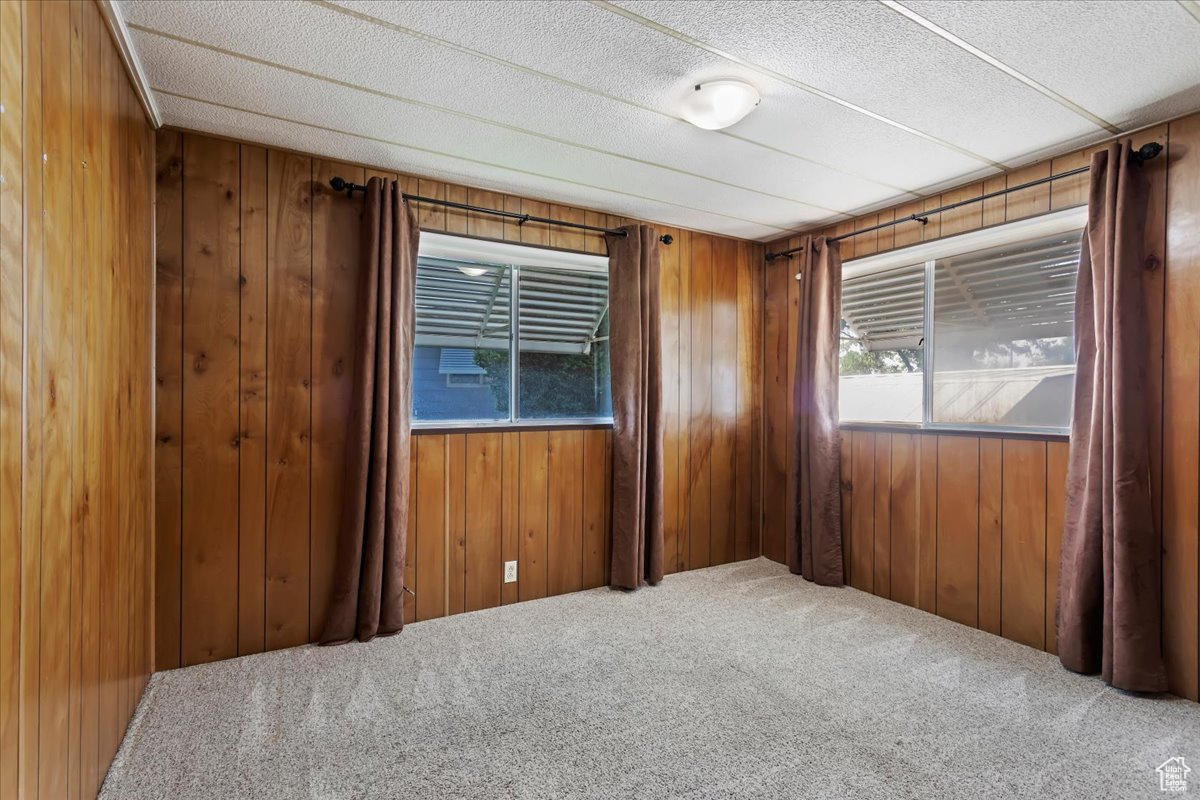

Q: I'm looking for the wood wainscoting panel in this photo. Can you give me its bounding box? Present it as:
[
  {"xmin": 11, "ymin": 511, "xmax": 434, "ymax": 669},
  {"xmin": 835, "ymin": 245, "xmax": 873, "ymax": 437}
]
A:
[
  {"xmin": 518, "ymin": 431, "xmax": 550, "ymax": 603},
  {"xmin": 1163, "ymin": 113, "xmax": 1200, "ymax": 701},
  {"xmin": 710, "ymin": 237, "xmax": 738, "ymax": 567},
  {"xmin": 264, "ymin": 150, "xmax": 314, "ymax": 652},
  {"xmin": 888, "ymin": 433, "xmax": 919, "ymax": 608},
  {"xmin": 849, "ymin": 431, "xmax": 875, "ymax": 593},
  {"xmin": 660, "ymin": 225, "xmax": 683, "ymax": 575},
  {"xmin": 179, "ymin": 134, "xmax": 241, "ymax": 667},
  {"xmin": 687, "ymin": 233, "xmax": 714, "ymax": 571},
  {"xmin": 977, "ymin": 438, "xmax": 1003, "ymax": 636},
  {"xmin": 1001, "ymin": 439, "xmax": 1048, "ymax": 651},
  {"xmin": 872, "ymin": 434, "xmax": 892, "ymax": 598},
  {"xmin": 0, "ymin": 1, "xmax": 155, "ymax": 793},
  {"xmin": 546, "ymin": 430, "xmax": 584, "ymax": 598},
  {"xmin": 465, "ymin": 432, "xmax": 504, "ymax": 613},
  {"xmin": 414, "ymin": 435, "xmax": 447, "ymax": 622},
  {"xmin": 935, "ymin": 436, "xmax": 980, "ymax": 629},
  {"xmin": 238, "ymin": 145, "xmax": 269, "ymax": 657}
]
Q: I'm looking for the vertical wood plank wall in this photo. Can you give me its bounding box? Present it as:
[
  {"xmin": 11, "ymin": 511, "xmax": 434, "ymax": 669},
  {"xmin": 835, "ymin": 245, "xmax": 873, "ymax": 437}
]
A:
[
  {"xmin": 763, "ymin": 114, "xmax": 1200, "ymax": 702},
  {"xmin": 154, "ymin": 129, "xmax": 764, "ymax": 670},
  {"xmin": 0, "ymin": 1, "xmax": 156, "ymax": 798}
]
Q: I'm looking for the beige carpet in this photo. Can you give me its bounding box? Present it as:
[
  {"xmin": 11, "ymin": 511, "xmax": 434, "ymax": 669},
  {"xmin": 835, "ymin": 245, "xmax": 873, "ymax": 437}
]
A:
[{"xmin": 103, "ymin": 558, "xmax": 1199, "ymax": 799}]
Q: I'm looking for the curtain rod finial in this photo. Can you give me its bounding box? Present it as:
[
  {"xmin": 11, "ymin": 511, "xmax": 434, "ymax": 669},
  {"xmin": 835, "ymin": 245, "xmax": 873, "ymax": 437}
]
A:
[
  {"xmin": 1134, "ymin": 141, "xmax": 1163, "ymax": 164},
  {"xmin": 659, "ymin": 234, "xmax": 673, "ymax": 245}
]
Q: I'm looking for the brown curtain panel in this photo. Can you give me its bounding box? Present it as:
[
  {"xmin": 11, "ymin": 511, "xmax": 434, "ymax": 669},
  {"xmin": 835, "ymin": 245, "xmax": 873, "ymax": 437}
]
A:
[
  {"xmin": 789, "ymin": 236, "xmax": 844, "ymax": 586},
  {"xmin": 320, "ymin": 178, "xmax": 419, "ymax": 645},
  {"xmin": 606, "ymin": 225, "xmax": 664, "ymax": 589},
  {"xmin": 1056, "ymin": 141, "xmax": 1166, "ymax": 692}
]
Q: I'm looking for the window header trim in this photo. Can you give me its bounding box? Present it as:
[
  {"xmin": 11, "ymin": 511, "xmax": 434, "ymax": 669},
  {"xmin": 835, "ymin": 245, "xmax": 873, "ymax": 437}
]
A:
[
  {"xmin": 420, "ymin": 230, "xmax": 609, "ymax": 274},
  {"xmin": 842, "ymin": 206, "xmax": 1087, "ymax": 281}
]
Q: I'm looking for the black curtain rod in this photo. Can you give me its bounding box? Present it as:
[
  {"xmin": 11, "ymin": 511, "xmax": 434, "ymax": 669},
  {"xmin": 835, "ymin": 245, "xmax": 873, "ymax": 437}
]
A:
[
  {"xmin": 763, "ymin": 141, "xmax": 1164, "ymax": 262},
  {"xmin": 328, "ymin": 177, "xmax": 674, "ymax": 245}
]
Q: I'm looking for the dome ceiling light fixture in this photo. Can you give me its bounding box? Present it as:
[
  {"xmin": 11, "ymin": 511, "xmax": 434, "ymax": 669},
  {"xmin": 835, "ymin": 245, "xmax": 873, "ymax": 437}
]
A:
[
  {"xmin": 679, "ymin": 79, "xmax": 761, "ymax": 131},
  {"xmin": 458, "ymin": 265, "xmax": 489, "ymax": 277}
]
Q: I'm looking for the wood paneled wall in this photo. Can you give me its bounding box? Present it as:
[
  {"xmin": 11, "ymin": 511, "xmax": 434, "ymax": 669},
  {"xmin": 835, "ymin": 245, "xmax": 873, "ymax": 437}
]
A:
[
  {"xmin": 154, "ymin": 129, "xmax": 764, "ymax": 670},
  {"xmin": 832, "ymin": 430, "xmax": 1069, "ymax": 653},
  {"xmin": 763, "ymin": 114, "xmax": 1200, "ymax": 701},
  {"xmin": 0, "ymin": 2, "xmax": 156, "ymax": 798}
]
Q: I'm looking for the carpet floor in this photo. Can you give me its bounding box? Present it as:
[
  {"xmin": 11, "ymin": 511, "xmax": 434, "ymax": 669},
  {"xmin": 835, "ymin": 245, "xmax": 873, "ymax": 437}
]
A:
[{"xmin": 103, "ymin": 558, "xmax": 1199, "ymax": 799}]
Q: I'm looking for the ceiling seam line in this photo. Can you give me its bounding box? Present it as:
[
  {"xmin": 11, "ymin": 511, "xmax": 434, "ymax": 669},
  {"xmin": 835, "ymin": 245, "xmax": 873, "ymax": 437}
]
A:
[
  {"xmin": 880, "ymin": 0, "xmax": 1120, "ymax": 135},
  {"xmin": 127, "ymin": 21, "xmax": 847, "ymax": 217},
  {"xmin": 586, "ymin": 0, "xmax": 1006, "ymax": 170},
  {"xmin": 310, "ymin": 0, "xmax": 922, "ymax": 199},
  {"xmin": 152, "ymin": 87, "xmax": 798, "ymax": 235}
]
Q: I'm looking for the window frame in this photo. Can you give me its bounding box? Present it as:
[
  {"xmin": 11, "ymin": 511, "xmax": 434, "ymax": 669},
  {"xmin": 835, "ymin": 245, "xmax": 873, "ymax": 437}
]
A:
[
  {"xmin": 838, "ymin": 206, "xmax": 1087, "ymax": 437},
  {"xmin": 412, "ymin": 232, "xmax": 614, "ymax": 431}
]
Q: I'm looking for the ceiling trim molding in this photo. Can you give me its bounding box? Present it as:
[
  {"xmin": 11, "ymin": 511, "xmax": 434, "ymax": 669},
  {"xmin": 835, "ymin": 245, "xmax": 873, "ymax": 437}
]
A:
[
  {"xmin": 98, "ymin": 0, "xmax": 162, "ymax": 128},
  {"xmin": 314, "ymin": 0, "xmax": 920, "ymax": 200},
  {"xmin": 153, "ymin": 88, "xmax": 801, "ymax": 237},
  {"xmin": 128, "ymin": 23, "xmax": 845, "ymax": 217},
  {"xmin": 588, "ymin": 0, "xmax": 1006, "ymax": 170},
  {"xmin": 881, "ymin": 1, "xmax": 1120, "ymax": 135},
  {"xmin": 1180, "ymin": 0, "xmax": 1200, "ymax": 24}
]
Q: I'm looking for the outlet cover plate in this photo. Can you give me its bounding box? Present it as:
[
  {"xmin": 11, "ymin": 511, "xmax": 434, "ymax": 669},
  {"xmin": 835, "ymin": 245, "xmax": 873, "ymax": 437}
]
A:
[{"xmin": 504, "ymin": 561, "xmax": 517, "ymax": 583}]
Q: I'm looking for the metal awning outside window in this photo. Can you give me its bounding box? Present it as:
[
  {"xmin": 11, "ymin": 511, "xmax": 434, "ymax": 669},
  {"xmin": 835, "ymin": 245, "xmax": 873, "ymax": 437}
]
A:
[
  {"xmin": 841, "ymin": 230, "xmax": 1081, "ymax": 352},
  {"xmin": 416, "ymin": 256, "xmax": 609, "ymax": 356},
  {"xmin": 437, "ymin": 347, "xmax": 487, "ymax": 375}
]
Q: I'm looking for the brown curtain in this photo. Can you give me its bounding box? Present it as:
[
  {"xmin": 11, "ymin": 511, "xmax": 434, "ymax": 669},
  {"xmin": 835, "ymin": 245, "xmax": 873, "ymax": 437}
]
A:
[
  {"xmin": 1056, "ymin": 141, "xmax": 1166, "ymax": 692},
  {"xmin": 320, "ymin": 178, "xmax": 419, "ymax": 645},
  {"xmin": 789, "ymin": 236, "xmax": 844, "ymax": 586},
  {"xmin": 606, "ymin": 225, "xmax": 664, "ymax": 589}
]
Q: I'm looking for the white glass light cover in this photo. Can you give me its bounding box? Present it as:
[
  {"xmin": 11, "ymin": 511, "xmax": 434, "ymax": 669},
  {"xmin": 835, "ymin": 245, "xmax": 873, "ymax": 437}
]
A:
[
  {"xmin": 458, "ymin": 265, "xmax": 489, "ymax": 277},
  {"xmin": 679, "ymin": 80, "xmax": 760, "ymax": 130}
]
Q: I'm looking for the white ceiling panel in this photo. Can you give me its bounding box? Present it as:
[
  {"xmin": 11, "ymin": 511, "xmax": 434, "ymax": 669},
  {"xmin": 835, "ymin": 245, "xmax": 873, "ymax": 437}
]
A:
[
  {"xmin": 120, "ymin": 0, "xmax": 894, "ymax": 216},
  {"xmin": 325, "ymin": 0, "xmax": 992, "ymax": 189},
  {"xmin": 611, "ymin": 0, "xmax": 1106, "ymax": 165},
  {"xmin": 116, "ymin": 0, "xmax": 1200, "ymax": 241},
  {"xmin": 138, "ymin": 35, "xmax": 816, "ymax": 237},
  {"xmin": 900, "ymin": 0, "xmax": 1200, "ymax": 132},
  {"xmin": 130, "ymin": 28, "xmax": 819, "ymax": 238}
]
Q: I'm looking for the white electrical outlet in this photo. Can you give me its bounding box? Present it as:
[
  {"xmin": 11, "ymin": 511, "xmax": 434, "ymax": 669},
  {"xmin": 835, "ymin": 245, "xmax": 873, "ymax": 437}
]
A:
[{"xmin": 504, "ymin": 560, "xmax": 518, "ymax": 583}]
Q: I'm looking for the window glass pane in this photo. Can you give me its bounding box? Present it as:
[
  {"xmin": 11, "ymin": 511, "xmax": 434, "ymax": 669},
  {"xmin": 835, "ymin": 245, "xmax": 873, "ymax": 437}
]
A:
[
  {"xmin": 931, "ymin": 230, "xmax": 1079, "ymax": 429},
  {"xmin": 839, "ymin": 263, "xmax": 925, "ymax": 423},
  {"xmin": 412, "ymin": 258, "xmax": 511, "ymax": 421},
  {"xmin": 517, "ymin": 266, "xmax": 612, "ymax": 419}
]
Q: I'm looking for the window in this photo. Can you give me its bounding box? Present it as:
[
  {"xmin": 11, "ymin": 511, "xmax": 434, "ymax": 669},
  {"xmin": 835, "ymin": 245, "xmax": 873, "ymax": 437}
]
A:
[
  {"xmin": 839, "ymin": 207, "xmax": 1085, "ymax": 433},
  {"xmin": 413, "ymin": 232, "xmax": 612, "ymax": 426}
]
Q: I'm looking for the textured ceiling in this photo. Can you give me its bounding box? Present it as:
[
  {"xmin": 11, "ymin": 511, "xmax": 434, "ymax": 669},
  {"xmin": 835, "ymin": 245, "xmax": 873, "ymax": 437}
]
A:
[{"xmin": 119, "ymin": 0, "xmax": 1200, "ymax": 241}]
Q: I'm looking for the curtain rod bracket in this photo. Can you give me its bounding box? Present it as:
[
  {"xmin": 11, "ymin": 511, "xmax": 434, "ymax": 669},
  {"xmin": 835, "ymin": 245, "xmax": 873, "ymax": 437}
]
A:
[
  {"xmin": 1132, "ymin": 141, "xmax": 1163, "ymax": 165},
  {"xmin": 329, "ymin": 176, "xmax": 360, "ymax": 197}
]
